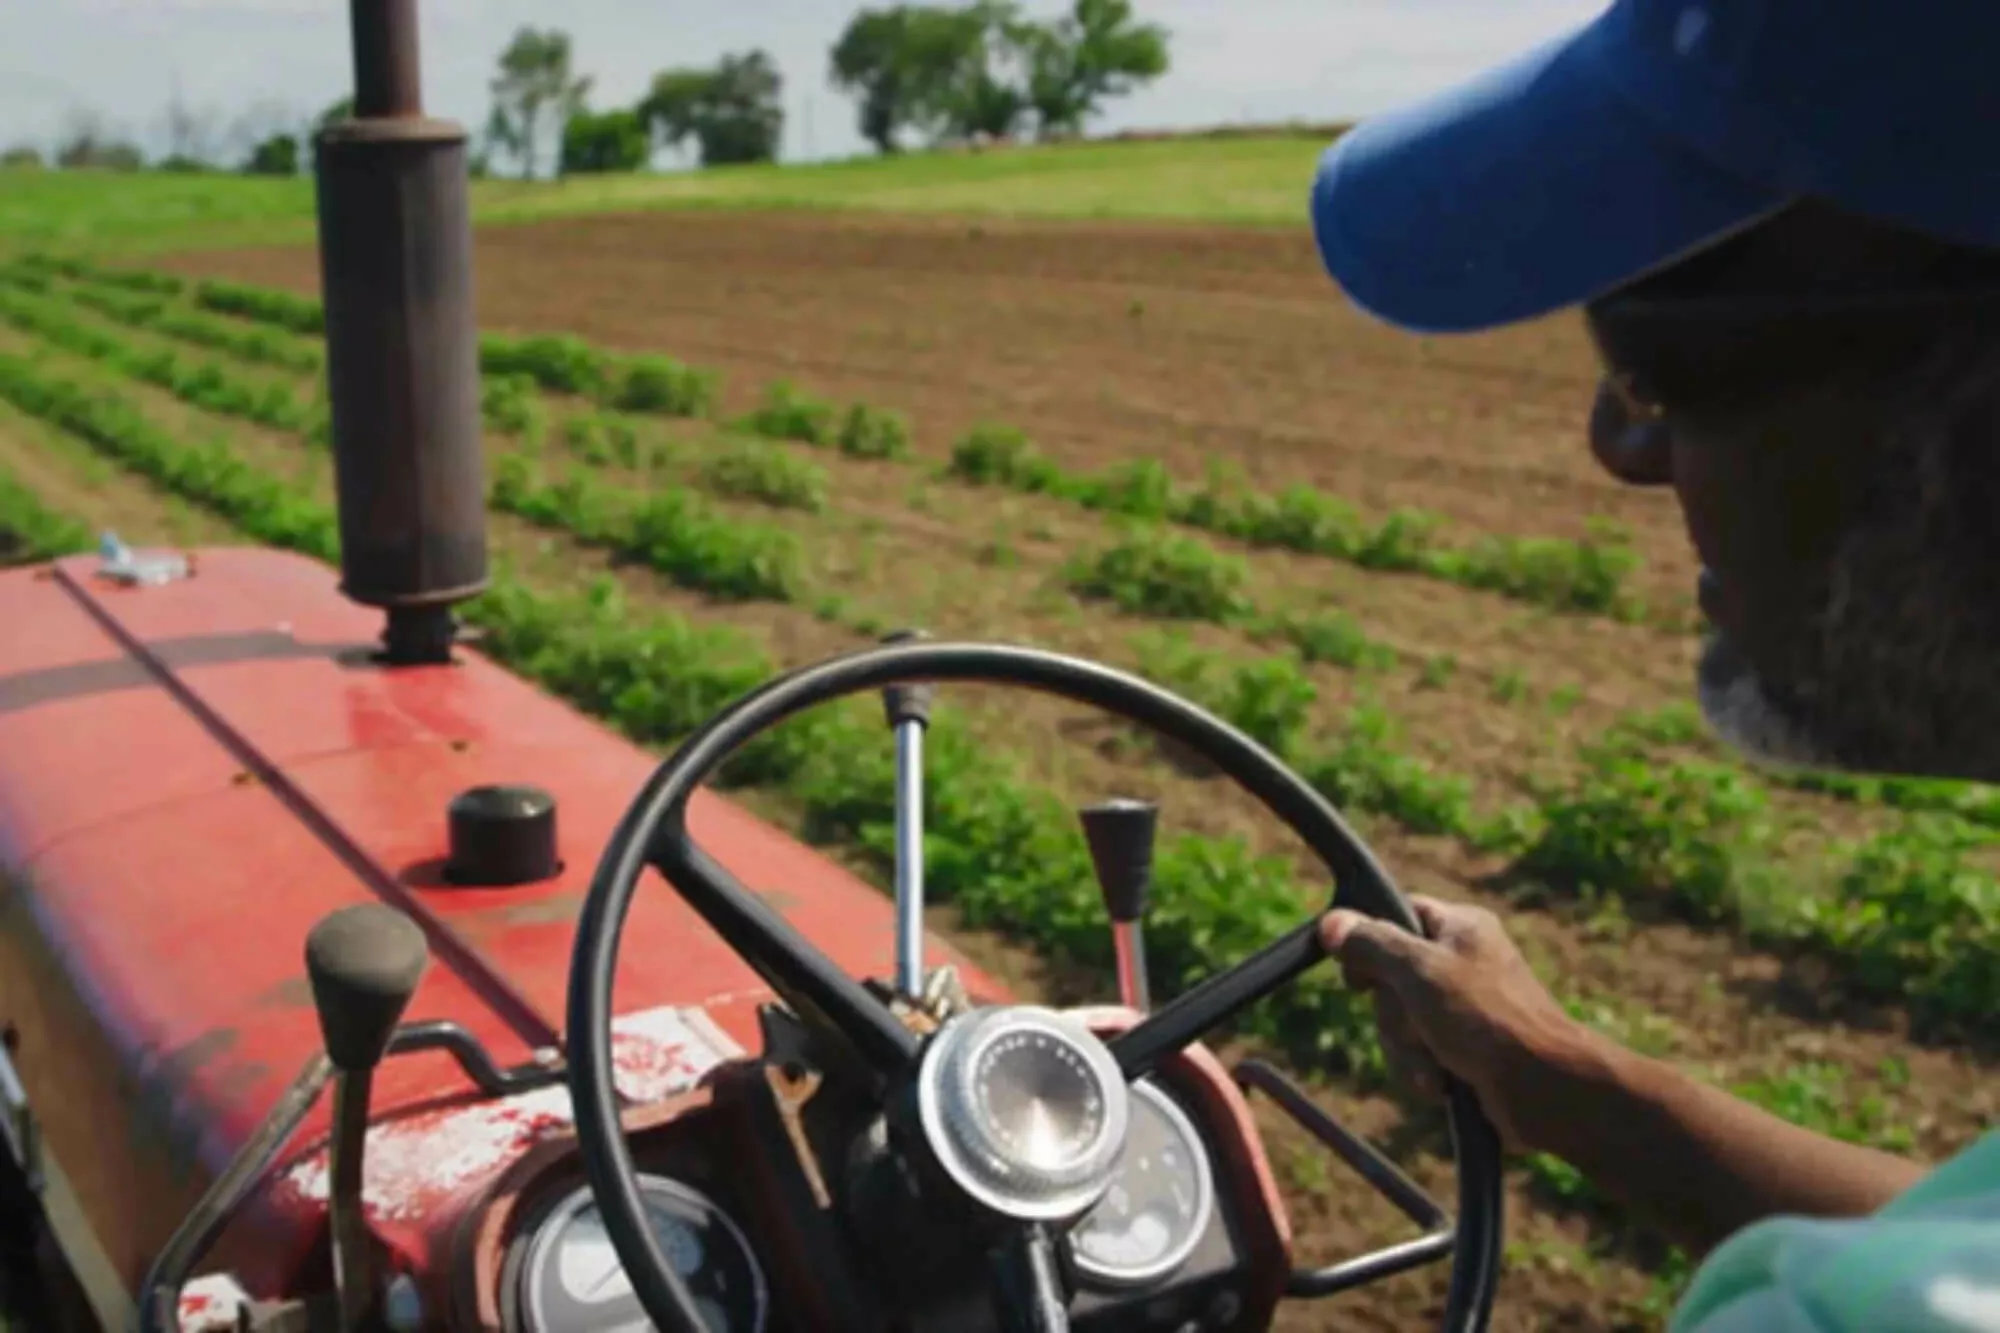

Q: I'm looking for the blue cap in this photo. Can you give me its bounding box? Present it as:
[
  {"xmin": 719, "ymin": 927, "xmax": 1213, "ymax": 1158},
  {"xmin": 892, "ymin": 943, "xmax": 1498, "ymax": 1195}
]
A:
[{"xmin": 1311, "ymin": 0, "xmax": 2000, "ymax": 334}]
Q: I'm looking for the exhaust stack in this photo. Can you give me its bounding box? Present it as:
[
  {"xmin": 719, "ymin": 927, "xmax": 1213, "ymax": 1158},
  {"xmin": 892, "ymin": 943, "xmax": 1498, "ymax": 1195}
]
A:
[{"xmin": 316, "ymin": 0, "xmax": 487, "ymax": 665}]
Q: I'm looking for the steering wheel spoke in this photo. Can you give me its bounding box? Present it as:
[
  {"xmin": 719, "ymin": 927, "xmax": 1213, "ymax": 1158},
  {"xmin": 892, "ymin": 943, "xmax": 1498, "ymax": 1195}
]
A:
[
  {"xmin": 649, "ymin": 821, "xmax": 920, "ymax": 1083},
  {"xmin": 1107, "ymin": 919, "xmax": 1326, "ymax": 1082}
]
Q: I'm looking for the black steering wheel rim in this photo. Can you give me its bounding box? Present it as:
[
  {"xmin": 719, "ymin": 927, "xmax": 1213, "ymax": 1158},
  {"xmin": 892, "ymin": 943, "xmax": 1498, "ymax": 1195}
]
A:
[{"xmin": 566, "ymin": 640, "xmax": 1504, "ymax": 1332}]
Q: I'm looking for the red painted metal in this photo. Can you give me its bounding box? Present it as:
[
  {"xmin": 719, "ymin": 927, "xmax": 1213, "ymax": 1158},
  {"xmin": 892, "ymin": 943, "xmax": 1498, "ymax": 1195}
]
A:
[{"xmin": 0, "ymin": 547, "xmax": 1011, "ymax": 1312}]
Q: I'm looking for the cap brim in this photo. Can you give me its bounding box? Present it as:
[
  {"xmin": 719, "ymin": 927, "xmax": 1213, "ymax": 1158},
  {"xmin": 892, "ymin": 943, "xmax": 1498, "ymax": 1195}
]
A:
[{"xmin": 1311, "ymin": 17, "xmax": 1787, "ymax": 334}]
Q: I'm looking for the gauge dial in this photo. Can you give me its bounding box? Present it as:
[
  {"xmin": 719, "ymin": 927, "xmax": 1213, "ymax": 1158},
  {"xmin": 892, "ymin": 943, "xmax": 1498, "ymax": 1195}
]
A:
[
  {"xmin": 1069, "ymin": 1080, "xmax": 1214, "ymax": 1287},
  {"xmin": 518, "ymin": 1174, "xmax": 767, "ymax": 1333}
]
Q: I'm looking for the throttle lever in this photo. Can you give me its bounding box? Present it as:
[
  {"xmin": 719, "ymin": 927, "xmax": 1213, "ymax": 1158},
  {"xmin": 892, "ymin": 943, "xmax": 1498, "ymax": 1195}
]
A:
[{"xmin": 1079, "ymin": 798, "xmax": 1158, "ymax": 1013}]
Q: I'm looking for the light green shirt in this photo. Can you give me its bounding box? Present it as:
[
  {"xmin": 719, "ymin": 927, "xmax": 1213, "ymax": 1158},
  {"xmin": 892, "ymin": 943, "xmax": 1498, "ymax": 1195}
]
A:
[{"xmin": 1675, "ymin": 1130, "xmax": 2000, "ymax": 1331}]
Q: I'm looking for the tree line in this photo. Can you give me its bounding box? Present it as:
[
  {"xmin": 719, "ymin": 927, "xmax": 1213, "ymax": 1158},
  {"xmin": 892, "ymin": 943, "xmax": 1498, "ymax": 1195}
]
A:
[{"xmin": 0, "ymin": 0, "xmax": 1168, "ymax": 177}]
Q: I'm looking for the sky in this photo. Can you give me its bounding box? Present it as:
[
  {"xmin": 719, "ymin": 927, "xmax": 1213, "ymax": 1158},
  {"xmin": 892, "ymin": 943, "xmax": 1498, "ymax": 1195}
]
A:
[{"xmin": 0, "ymin": 0, "xmax": 1608, "ymax": 167}]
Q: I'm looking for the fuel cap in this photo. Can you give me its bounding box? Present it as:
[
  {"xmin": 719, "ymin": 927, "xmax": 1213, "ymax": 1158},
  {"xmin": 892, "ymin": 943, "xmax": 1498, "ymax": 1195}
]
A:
[{"xmin": 445, "ymin": 784, "xmax": 558, "ymax": 886}]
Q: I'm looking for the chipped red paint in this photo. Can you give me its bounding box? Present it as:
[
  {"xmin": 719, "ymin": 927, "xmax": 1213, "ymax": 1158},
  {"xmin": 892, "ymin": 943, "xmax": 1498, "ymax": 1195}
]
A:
[
  {"xmin": 178, "ymin": 1274, "xmax": 252, "ymax": 1332},
  {"xmin": 271, "ymin": 1005, "xmax": 740, "ymax": 1237},
  {"xmin": 0, "ymin": 547, "xmax": 1012, "ymax": 1306}
]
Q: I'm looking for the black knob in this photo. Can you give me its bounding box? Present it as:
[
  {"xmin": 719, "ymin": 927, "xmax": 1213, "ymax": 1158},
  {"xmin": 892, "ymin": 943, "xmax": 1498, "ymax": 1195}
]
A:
[
  {"xmin": 881, "ymin": 628, "xmax": 935, "ymax": 729},
  {"xmin": 305, "ymin": 904, "xmax": 428, "ymax": 1073},
  {"xmin": 1079, "ymin": 798, "xmax": 1158, "ymax": 924},
  {"xmin": 446, "ymin": 784, "xmax": 558, "ymax": 886}
]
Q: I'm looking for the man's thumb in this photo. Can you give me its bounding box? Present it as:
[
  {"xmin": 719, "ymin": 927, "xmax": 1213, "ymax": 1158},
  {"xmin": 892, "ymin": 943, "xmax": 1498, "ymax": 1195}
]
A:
[{"xmin": 1319, "ymin": 909, "xmax": 1432, "ymax": 989}]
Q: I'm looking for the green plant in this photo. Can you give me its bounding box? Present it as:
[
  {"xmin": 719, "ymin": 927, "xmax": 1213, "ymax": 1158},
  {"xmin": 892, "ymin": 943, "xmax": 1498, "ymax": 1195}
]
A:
[
  {"xmin": 1271, "ymin": 609, "xmax": 1398, "ymax": 672},
  {"xmin": 1065, "ymin": 525, "xmax": 1252, "ymax": 622},
  {"xmin": 608, "ymin": 355, "xmax": 717, "ymax": 418},
  {"xmin": 699, "ymin": 442, "xmax": 828, "ymax": 512},
  {"xmin": 948, "ymin": 423, "xmax": 1063, "ymax": 492},
  {"xmin": 0, "ymin": 464, "xmax": 93, "ymax": 563},
  {"xmin": 1520, "ymin": 741, "xmax": 1775, "ymax": 926},
  {"xmin": 1298, "ymin": 704, "xmax": 1475, "ymax": 837},
  {"xmin": 194, "ymin": 279, "xmax": 322, "ymax": 335},
  {"xmin": 488, "ymin": 453, "xmax": 805, "ymax": 603},
  {"xmin": 481, "ymin": 373, "xmax": 547, "ymax": 443},
  {"xmin": 481, "ymin": 332, "xmax": 608, "ymax": 396},
  {"xmin": 838, "ymin": 402, "xmax": 913, "ymax": 459},
  {"xmin": 1131, "ymin": 632, "xmax": 1316, "ymax": 758},
  {"xmin": 1416, "ymin": 654, "xmax": 1458, "ymax": 690},
  {"xmin": 742, "ymin": 380, "xmax": 837, "ymax": 445}
]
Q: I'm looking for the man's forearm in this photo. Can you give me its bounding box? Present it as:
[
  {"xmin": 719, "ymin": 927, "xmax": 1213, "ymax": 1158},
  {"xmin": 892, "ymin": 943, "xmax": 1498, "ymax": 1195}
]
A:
[{"xmin": 1518, "ymin": 1030, "xmax": 1926, "ymax": 1253}]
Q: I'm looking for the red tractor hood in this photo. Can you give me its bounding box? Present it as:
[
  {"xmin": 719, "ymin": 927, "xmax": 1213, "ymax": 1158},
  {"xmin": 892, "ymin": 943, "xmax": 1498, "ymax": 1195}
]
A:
[{"xmin": 0, "ymin": 548, "xmax": 1007, "ymax": 1327}]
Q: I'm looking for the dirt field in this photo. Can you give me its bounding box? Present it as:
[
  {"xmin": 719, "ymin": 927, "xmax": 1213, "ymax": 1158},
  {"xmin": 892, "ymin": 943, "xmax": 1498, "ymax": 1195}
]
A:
[
  {"xmin": 157, "ymin": 210, "xmax": 1696, "ymax": 618},
  {"xmin": 53, "ymin": 212, "xmax": 1985, "ymax": 1328}
]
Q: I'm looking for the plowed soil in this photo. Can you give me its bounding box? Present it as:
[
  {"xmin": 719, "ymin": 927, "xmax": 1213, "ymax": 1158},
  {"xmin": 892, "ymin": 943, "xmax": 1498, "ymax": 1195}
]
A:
[{"xmin": 157, "ymin": 209, "xmax": 1697, "ymax": 619}]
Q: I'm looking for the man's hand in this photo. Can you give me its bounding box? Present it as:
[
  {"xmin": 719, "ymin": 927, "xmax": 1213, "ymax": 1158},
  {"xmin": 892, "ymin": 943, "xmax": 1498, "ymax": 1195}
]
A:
[
  {"xmin": 1319, "ymin": 895, "xmax": 1594, "ymax": 1152},
  {"xmin": 1321, "ymin": 894, "xmax": 1927, "ymax": 1253}
]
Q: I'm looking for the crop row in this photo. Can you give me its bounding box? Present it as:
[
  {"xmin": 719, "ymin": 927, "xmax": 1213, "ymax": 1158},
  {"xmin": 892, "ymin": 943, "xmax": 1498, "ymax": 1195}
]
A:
[
  {"xmin": 26, "ymin": 281, "xmax": 2000, "ymax": 844},
  {"xmin": 16, "ymin": 255, "xmax": 1656, "ymax": 623},
  {"xmin": 0, "ymin": 462, "xmax": 93, "ymax": 563},
  {"xmin": 0, "ymin": 284, "xmax": 328, "ymax": 439},
  {"xmin": 0, "ymin": 275, "xmax": 1627, "ymax": 715}
]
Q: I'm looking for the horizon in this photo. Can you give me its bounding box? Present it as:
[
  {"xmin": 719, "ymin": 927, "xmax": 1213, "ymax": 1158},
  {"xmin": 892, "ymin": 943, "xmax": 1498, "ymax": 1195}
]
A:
[{"xmin": 0, "ymin": 0, "xmax": 1605, "ymax": 169}]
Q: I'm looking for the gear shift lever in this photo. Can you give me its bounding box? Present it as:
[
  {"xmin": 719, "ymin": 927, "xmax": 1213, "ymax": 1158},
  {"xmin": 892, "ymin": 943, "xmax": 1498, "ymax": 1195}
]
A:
[
  {"xmin": 1079, "ymin": 799, "xmax": 1159, "ymax": 1013},
  {"xmin": 305, "ymin": 903, "xmax": 429, "ymax": 1331}
]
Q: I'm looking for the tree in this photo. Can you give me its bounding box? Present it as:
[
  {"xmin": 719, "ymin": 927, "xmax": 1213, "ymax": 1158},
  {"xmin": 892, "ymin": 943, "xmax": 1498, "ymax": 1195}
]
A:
[
  {"xmin": 559, "ymin": 107, "xmax": 648, "ymax": 174},
  {"xmin": 243, "ymin": 133, "xmax": 300, "ymax": 176},
  {"xmin": 53, "ymin": 112, "xmax": 143, "ymax": 170},
  {"xmin": 829, "ymin": 4, "xmax": 1033, "ymax": 151},
  {"xmin": 1019, "ymin": 0, "xmax": 1168, "ymax": 140},
  {"xmin": 639, "ymin": 50, "xmax": 785, "ymax": 167},
  {"xmin": 486, "ymin": 27, "xmax": 590, "ymax": 179},
  {"xmin": 157, "ymin": 77, "xmax": 224, "ymax": 170},
  {"xmin": 829, "ymin": 1, "xmax": 1169, "ymax": 152},
  {"xmin": 921, "ymin": 2, "xmax": 1030, "ymax": 142},
  {"xmin": 0, "ymin": 146, "xmax": 42, "ymax": 169},
  {"xmin": 830, "ymin": 9, "xmax": 920, "ymax": 154}
]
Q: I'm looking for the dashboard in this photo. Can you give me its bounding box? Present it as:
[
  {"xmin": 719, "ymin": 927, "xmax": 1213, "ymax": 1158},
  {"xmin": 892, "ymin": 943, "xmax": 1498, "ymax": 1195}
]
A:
[{"xmin": 469, "ymin": 1017, "xmax": 1285, "ymax": 1333}]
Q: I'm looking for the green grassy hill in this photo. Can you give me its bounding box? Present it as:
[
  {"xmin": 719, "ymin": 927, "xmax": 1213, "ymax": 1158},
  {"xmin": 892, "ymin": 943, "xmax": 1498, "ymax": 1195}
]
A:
[{"xmin": 0, "ymin": 133, "xmax": 1337, "ymax": 257}]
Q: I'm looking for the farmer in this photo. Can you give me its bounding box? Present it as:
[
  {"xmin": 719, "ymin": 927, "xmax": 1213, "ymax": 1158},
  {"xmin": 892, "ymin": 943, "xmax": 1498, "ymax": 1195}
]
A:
[{"xmin": 1307, "ymin": 0, "xmax": 2000, "ymax": 1327}]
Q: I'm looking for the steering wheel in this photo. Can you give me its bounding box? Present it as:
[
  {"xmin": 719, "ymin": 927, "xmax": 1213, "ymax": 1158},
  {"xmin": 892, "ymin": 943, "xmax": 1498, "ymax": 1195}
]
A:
[{"xmin": 565, "ymin": 641, "xmax": 1504, "ymax": 1332}]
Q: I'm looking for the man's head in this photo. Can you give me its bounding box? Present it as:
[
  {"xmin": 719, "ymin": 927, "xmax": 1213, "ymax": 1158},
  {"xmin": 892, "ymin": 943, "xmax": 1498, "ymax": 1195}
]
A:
[{"xmin": 1309, "ymin": 0, "xmax": 2000, "ymax": 782}]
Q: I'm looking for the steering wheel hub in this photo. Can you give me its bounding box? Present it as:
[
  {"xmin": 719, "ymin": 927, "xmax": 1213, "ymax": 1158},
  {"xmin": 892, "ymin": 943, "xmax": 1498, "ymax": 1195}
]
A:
[{"xmin": 916, "ymin": 1006, "xmax": 1131, "ymax": 1221}]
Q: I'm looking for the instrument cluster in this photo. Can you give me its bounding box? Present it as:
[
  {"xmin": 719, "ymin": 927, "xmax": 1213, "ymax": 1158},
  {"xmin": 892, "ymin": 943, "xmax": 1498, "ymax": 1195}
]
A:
[{"xmin": 495, "ymin": 1035, "xmax": 1253, "ymax": 1333}]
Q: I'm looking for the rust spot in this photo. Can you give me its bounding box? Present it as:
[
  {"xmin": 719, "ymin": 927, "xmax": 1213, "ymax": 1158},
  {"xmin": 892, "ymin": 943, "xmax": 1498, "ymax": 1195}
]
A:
[
  {"xmin": 253, "ymin": 974, "xmax": 317, "ymax": 1010},
  {"xmin": 231, "ymin": 770, "xmax": 258, "ymax": 787},
  {"xmin": 450, "ymin": 739, "xmax": 472, "ymax": 753},
  {"xmin": 756, "ymin": 889, "xmax": 800, "ymax": 914},
  {"xmin": 486, "ymin": 892, "xmax": 585, "ymax": 927}
]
